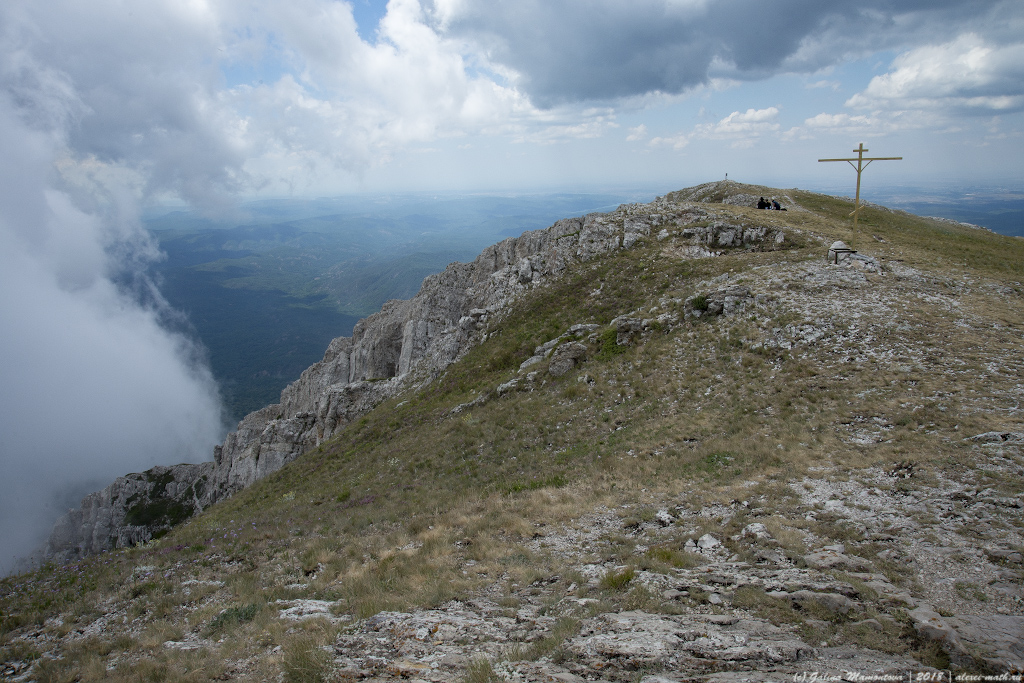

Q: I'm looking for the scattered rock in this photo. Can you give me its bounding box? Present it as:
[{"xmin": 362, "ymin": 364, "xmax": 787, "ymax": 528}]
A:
[
  {"xmin": 788, "ymin": 590, "xmax": 859, "ymax": 617},
  {"xmin": 742, "ymin": 523, "xmax": 771, "ymax": 540},
  {"xmin": 967, "ymin": 431, "xmax": 1024, "ymax": 443},
  {"xmin": 909, "ymin": 605, "xmax": 971, "ymax": 667},
  {"xmin": 803, "ymin": 550, "xmax": 873, "ymax": 572},
  {"xmin": 697, "ymin": 533, "xmax": 721, "ymax": 550},
  {"xmin": 654, "ymin": 509, "xmax": 674, "ymax": 526}
]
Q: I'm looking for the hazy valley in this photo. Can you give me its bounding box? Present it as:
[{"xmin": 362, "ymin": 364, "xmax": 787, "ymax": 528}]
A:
[{"xmin": 147, "ymin": 192, "xmax": 655, "ymax": 420}]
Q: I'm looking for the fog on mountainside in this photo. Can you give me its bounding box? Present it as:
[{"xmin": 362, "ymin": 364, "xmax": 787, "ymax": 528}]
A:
[{"xmin": 0, "ymin": 112, "xmax": 226, "ymax": 578}]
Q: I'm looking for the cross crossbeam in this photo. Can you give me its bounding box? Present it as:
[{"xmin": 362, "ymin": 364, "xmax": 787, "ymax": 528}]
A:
[{"xmin": 819, "ymin": 143, "xmax": 902, "ymax": 247}]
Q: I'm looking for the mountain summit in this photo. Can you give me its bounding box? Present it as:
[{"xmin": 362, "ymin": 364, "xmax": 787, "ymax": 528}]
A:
[{"xmin": 4, "ymin": 181, "xmax": 1023, "ymax": 681}]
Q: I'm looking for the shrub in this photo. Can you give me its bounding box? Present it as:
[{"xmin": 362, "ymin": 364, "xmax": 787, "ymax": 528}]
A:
[
  {"xmin": 596, "ymin": 327, "xmax": 628, "ymax": 360},
  {"xmin": 599, "ymin": 567, "xmax": 635, "ymax": 590},
  {"xmin": 207, "ymin": 603, "xmax": 262, "ymax": 634}
]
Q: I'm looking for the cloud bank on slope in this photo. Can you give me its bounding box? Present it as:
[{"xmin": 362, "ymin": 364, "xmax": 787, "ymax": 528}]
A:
[{"xmin": 0, "ymin": 5, "xmax": 230, "ymax": 575}]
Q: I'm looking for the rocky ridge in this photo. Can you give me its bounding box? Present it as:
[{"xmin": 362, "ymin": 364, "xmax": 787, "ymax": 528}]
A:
[{"xmin": 43, "ymin": 185, "xmax": 788, "ymax": 565}]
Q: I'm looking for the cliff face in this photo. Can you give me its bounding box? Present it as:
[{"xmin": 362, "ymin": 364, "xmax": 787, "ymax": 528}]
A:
[
  {"xmin": 43, "ymin": 188, "xmax": 786, "ymax": 564},
  {"xmin": 43, "ymin": 464, "xmax": 212, "ymax": 564}
]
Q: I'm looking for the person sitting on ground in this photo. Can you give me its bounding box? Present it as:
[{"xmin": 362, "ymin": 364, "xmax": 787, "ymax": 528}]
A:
[
  {"xmin": 772, "ymin": 199, "xmax": 782, "ymax": 210},
  {"xmin": 757, "ymin": 197, "xmax": 767, "ymax": 209}
]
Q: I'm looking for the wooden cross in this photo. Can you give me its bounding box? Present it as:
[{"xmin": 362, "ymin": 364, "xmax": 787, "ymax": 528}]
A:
[{"xmin": 819, "ymin": 143, "xmax": 902, "ymax": 246}]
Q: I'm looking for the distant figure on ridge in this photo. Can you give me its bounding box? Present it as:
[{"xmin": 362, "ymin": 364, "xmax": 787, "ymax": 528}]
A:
[
  {"xmin": 772, "ymin": 199, "xmax": 782, "ymax": 210},
  {"xmin": 757, "ymin": 197, "xmax": 767, "ymax": 209}
]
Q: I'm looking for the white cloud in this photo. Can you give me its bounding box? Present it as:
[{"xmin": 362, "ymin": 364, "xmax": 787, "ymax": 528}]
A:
[
  {"xmin": 650, "ymin": 107, "xmax": 780, "ymax": 151},
  {"xmin": 626, "ymin": 124, "xmax": 648, "ymax": 141},
  {"xmin": 847, "ymin": 34, "xmax": 1024, "ymax": 115},
  {"xmin": 0, "ymin": 85, "xmax": 225, "ymax": 574},
  {"xmin": 704, "ymin": 107, "xmax": 781, "ymax": 137},
  {"xmin": 781, "ymin": 33, "xmax": 1024, "ymax": 143},
  {"xmin": 649, "ymin": 134, "xmax": 690, "ymax": 151},
  {"xmin": 792, "ymin": 112, "xmax": 881, "ymax": 136}
]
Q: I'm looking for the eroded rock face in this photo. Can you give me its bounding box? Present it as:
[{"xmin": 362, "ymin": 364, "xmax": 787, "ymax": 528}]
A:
[
  {"xmin": 44, "ymin": 464, "xmax": 212, "ymax": 565},
  {"xmin": 42, "ymin": 199, "xmax": 787, "ymax": 564}
]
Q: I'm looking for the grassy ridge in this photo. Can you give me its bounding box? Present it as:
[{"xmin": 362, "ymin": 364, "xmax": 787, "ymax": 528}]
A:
[{"xmin": 3, "ymin": 184, "xmax": 1023, "ymax": 681}]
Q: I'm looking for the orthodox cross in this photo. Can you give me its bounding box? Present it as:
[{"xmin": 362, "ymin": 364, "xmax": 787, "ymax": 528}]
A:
[{"xmin": 818, "ymin": 143, "xmax": 901, "ymax": 246}]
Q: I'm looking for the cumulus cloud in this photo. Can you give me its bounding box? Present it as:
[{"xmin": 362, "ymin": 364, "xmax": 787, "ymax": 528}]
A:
[
  {"xmin": 424, "ymin": 0, "xmax": 1015, "ymax": 105},
  {"xmin": 651, "ymin": 107, "xmax": 780, "ymax": 150},
  {"xmin": 223, "ymin": 0, "xmax": 545, "ymax": 187},
  {"xmin": 784, "ymin": 33, "xmax": 1024, "ymax": 142},
  {"xmin": 781, "ymin": 112, "xmax": 915, "ymax": 141},
  {"xmin": 626, "ymin": 124, "xmax": 648, "ymax": 141},
  {"xmin": 701, "ymin": 107, "xmax": 781, "ymax": 138},
  {"xmin": 846, "ymin": 34, "xmax": 1024, "ymax": 115}
]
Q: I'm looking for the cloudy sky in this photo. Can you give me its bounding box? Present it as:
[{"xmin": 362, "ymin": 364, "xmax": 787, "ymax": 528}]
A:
[
  {"xmin": 5, "ymin": 0, "xmax": 1023, "ymax": 201},
  {"xmin": 1, "ymin": 0, "xmax": 1022, "ymax": 572}
]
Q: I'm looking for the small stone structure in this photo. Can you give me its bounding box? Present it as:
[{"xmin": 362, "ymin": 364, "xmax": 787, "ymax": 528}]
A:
[{"xmin": 827, "ymin": 240, "xmax": 856, "ymax": 264}]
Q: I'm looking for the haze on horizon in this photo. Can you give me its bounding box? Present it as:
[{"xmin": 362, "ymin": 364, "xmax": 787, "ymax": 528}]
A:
[{"xmin": 1, "ymin": 0, "xmax": 1022, "ymax": 575}]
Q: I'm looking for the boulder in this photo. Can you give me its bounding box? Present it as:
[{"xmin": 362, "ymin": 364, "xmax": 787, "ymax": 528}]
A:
[
  {"xmin": 946, "ymin": 614, "xmax": 1024, "ymax": 670},
  {"xmin": 788, "ymin": 590, "xmax": 859, "ymax": 617},
  {"xmin": 803, "ymin": 549, "xmax": 873, "ymax": 572},
  {"xmin": 548, "ymin": 342, "xmax": 588, "ymax": 377},
  {"xmin": 909, "ymin": 606, "xmax": 971, "ymax": 667},
  {"xmin": 697, "ymin": 533, "xmax": 721, "ymax": 550},
  {"xmin": 827, "ymin": 240, "xmax": 854, "ymax": 263}
]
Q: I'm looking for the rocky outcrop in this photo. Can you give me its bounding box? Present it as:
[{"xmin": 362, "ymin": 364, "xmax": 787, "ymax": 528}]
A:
[
  {"xmin": 42, "ymin": 198, "xmax": 787, "ymax": 564},
  {"xmin": 44, "ymin": 464, "xmax": 211, "ymax": 565}
]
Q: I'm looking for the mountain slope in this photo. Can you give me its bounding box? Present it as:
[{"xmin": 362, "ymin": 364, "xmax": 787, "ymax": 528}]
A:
[{"xmin": 4, "ymin": 181, "xmax": 1023, "ymax": 682}]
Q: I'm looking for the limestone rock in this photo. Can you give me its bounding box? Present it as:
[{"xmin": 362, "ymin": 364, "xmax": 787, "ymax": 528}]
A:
[
  {"xmin": 909, "ymin": 605, "xmax": 970, "ymax": 666},
  {"xmin": 44, "ymin": 464, "xmax": 211, "ymax": 565},
  {"xmin": 548, "ymin": 342, "xmax": 588, "ymax": 377},
  {"xmin": 945, "ymin": 614, "xmax": 1024, "ymax": 670},
  {"xmin": 788, "ymin": 590, "xmax": 859, "ymax": 617},
  {"xmin": 742, "ymin": 523, "xmax": 771, "ymax": 540},
  {"xmin": 685, "ymin": 285, "xmax": 753, "ymax": 319},
  {"xmin": 828, "ymin": 240, "xmax": 853, "ymax": 263},
  {"xmin": 803, "ymin": 549, "xmax": 873, "ymax": 572},
  {"xmin": 568, "ymin": 611, "xmax": 813, "ymax": 669},
  {"xmin": 697, "ymin": 533, "xmax": 721, "ymax": 550}
]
